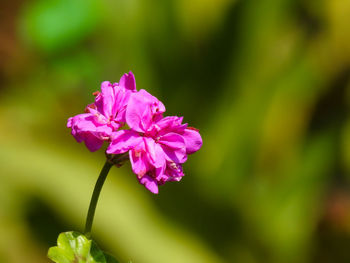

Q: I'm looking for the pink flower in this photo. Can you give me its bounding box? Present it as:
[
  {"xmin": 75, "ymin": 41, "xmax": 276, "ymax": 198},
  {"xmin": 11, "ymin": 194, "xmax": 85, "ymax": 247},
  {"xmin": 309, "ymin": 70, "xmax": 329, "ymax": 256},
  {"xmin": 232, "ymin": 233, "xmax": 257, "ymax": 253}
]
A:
[
  {"xmin": 67, "ymin": 71, "xmax": 202, "ymax": 194},
  {"xmin": 67, "ymin": 72, "xmax": 136, "ymax": 151},
  {"xmin": 107, "ymin": 91, "xmax": 202, "ymax": 193}
]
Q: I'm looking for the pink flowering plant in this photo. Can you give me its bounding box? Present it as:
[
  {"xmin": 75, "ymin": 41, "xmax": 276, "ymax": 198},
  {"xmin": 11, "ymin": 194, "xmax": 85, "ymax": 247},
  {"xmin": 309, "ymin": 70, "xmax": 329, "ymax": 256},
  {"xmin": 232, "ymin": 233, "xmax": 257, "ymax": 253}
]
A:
[{"xmin": 48, "ymin": 72, "xmax": 202, "ymax": 263}]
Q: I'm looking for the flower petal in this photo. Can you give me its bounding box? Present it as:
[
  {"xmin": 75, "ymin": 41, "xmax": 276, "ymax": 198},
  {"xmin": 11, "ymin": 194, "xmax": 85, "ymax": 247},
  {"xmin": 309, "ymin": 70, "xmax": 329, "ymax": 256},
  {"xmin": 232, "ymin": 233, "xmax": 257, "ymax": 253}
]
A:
[
  {"xmin": 119, "ymin": 71, "xmax": 136, "ymax": 91},
  {"xmin": 107, "ymin": 130, "xmax": 143, "ymax": 154},
  {"xmin": 125, "ymin": 91, "xmax": 151, "ymax": 132},
  {"xmin": 84, "ymin": 134, "xmax": 104, "ymax": 152},
  {"xmin": 158, "ymin": 132, "xmax": 187, "ymax": 163},
  {"xmin": 67, "ymin": 113, "xmax": 111, "ymax": 152},
  {"xmin": 93, "ymin": 81, "xmax": 115, "ymax": 118},
  {"xmin": 161, "ymin": 145, "xmax": 187, "ymax": 164},
  {"xmin": 143, "ymin": 137, "xmax": 166, "ymax": 168},
  {"xmin": 154, "ymin": 116, "xmax": 186, "ymax": 135},
  {"xmin": 158, "ymin": 132, "xmax": 186, "ymax": 149},
  {"xmin": 129, "ymin": 148, "xmax": 149, "ymax": 177},
  {"xmin": 139, "ymin": 175, "xmax": 159, "ymax": 194},
  {"xmin": 182, "ymin": 128, "xmax": 203, "ymax": 154},
  {"xmin": 126, "ymin": 89, "xmax": 165, "ymax": 132},
  {"xmin": 68, "ymin": 113, "xmax": 96, "ymax": 132}
]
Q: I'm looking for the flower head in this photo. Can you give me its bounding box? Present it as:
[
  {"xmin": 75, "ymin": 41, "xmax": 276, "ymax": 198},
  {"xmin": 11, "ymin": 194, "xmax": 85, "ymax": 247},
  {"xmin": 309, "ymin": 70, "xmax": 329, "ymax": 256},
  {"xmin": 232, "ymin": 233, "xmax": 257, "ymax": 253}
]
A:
[
  {"xmin": 68, "ymin": 71, "xmax": 202, "ymax": 193},
  {"xmin": 67, "ymin": 72, "xmax": 136, "ymax": 151}
]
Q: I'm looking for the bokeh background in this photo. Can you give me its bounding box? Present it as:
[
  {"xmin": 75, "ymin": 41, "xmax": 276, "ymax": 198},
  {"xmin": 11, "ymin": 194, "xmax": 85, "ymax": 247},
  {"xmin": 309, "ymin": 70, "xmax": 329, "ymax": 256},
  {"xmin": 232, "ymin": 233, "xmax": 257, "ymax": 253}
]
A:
[{"xmin": 1, "ymin": 0, "xmax": 350, "ymax": 262}]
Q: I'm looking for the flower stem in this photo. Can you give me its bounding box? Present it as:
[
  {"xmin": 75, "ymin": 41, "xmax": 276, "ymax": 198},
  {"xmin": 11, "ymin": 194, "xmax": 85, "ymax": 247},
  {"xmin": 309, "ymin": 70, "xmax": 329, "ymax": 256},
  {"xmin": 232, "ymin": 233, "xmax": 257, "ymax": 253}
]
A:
[{"xmin": 84, "ymin": 160, "xmax": 113, "ymax": 238}]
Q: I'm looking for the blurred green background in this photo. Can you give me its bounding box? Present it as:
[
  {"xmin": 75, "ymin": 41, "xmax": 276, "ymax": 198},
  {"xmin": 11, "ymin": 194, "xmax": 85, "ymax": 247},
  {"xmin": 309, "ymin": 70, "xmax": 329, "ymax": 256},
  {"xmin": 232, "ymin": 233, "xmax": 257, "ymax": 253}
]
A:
[{"xmin": 1, "ymin": 0, "xmax": 350, "ymax": 262}]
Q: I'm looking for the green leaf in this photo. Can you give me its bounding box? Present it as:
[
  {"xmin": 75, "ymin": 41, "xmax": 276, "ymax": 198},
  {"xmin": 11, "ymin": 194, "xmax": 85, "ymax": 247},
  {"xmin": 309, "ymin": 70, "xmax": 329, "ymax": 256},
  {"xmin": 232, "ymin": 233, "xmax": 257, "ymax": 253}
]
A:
[{"xmin": 48, "ymin": 232, "xmax": 119, "ymax": 263}]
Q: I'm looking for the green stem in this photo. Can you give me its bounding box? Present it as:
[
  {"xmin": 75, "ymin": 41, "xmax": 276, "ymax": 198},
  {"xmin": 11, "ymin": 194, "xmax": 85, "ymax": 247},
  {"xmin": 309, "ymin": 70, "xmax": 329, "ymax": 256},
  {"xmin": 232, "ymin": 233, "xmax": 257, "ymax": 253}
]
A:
[{"xmin": 84, "ymin": 160, "xmax": 113, "ymax": 238}]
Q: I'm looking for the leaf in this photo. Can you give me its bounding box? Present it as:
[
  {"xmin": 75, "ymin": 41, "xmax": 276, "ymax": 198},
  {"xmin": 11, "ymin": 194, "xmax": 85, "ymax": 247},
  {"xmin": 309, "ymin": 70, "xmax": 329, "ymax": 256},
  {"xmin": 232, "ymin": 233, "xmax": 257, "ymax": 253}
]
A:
[{"xmin": 48, "ymin": 231, "xmax": 119, "ymax": 263}]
